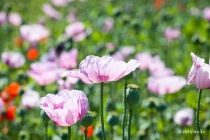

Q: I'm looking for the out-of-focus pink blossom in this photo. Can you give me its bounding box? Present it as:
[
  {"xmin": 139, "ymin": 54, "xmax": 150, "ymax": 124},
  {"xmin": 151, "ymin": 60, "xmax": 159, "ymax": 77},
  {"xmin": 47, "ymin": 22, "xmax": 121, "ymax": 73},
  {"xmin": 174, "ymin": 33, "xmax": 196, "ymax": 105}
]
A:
[
  {"xmin": 135, "ymin": 52, "xmax": 153, "ymax": 70},
  {"xmin": 20, "ymin": 24, "xmax": 50, "ymax": 43},
  {"xmin": 105, "ymin": 43, "xmax": 116, "ymax": 51},
  {"xmin": 174, "ymin": 108, "xmax": 194, "ymax": 126},
  {"xmin": 21, "ymin": 90, "xmax": 40, "ymax": 109},
  {"xmin": 52, "ymin": 0, "xmax": 72, "ymax": 7},
  {"xmin": 42, "ymin": 3, "xmax": 61, "ymax": 20},
  {"xmin": 119, "ymin": 46, "xmax": 135, "ymax": 58},
  {"xmin": 0, "ymin": 98, "xmax": 4, "ymax": 113},
  {"xmin": 65, "ymin": 21, "xmax": 87, "ymax": 42},
  {"xmin": 187, "ymin": 52, "xmax": 210, "ymax": 89},
  {"xmin": 27, "ymin": 62, "xmax": 58, "ymax": 86},
  {"xmin": 102, "ymin": 17, "xmax": 114, "ymax": 32},
  {"xmin": 57, "ymin": 76, "xmax": 78, "ymax": 90},
  {"xmin": 66, "ymin": 9, "xmax": 77, "ymax": 23},
  {"xmin": 40, "ymin": 89, "xmax": 88, "ymax": 126},
  {"xmin": 41, "ymin": 49, "xmax": 57, "ymax": 62},
  {"xmin": 59, "ymin": 48, "xmax": 78, "ymax": 69},
  {"xmin": 8, "ymin": 13, "xmax": 22, "ymax": 26},
  {"xmin": 148, "ymin": 56, "xmax": 173, "ymax": 77},
  {"xmin": 204, "ymin": 7, "xmax": 210, "ymax": 21},
  {"xmin": 62, "ymin": 55, "xmax": 141, "ymax": 84},
  {"xmin": 1, "ymin": 51, "xmax": 25, "ymax": 68},
  {"xmin": 147, "ymin": 76, "xmax": 186, "ymax": 95},
  {"xmin": 164, "ymin": 27, "xmax": 180, "ymax": 41},
  {"xmin": 111, "ymin": 51, "xmax": 124, "ymax": 61},
  {"xmin": 0, "ymin": 11, "xmax": 7, "ymax": 25}
]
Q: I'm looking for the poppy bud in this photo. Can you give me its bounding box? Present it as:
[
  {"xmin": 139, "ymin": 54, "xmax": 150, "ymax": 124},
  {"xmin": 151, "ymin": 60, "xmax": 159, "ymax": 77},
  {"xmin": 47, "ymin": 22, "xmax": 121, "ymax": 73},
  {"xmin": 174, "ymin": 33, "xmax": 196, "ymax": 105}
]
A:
[
  {"xmin": 126, "ymin": 84, "xmax": 140, "ymax": 107},
  {"xmin": 156, "ymin": 101, "xmax": 167, "ymax": 112},
  {"xmin": 80, "ymin": 112, "xmax": 93, "ymax": 128},
  {"xmin": 113, "ymin": 7, "xmax": 123, "ymax": 17},
  {"xmin": 19, "ymin": 130, "xmax": 29, "ymax": 140},
  {"xmin": 106, "ymin": 112, "xmax": 119, "ymax": 126},
  {"xmin": 17, "ymin": 108, "xmax": 26, "ymax": 117},
  {"xmin": 204, "ymin": 120, "xmax": 210, "ymax": 130},
  {"xmin": 61, "ymin": 129, "xmax": 68, "ymax": 140},
  {"xmin": 95, "ymin": 126, "xmax": 106, "ymax": 139},
  {"xmin": 138, "ymin": 130, "xmax": 147, "ymax": 140},
  {"xmin": 143, "ymin": 97, "xmax": 158, "ymax": 108}
]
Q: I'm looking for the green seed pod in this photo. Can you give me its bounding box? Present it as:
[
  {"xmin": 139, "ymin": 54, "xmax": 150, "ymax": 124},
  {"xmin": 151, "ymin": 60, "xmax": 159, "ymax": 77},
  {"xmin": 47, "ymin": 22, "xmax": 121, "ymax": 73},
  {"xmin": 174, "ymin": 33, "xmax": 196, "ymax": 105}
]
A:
[
  {"xmin": 17, "ymin": 72, "xmax": 29, "ymax": 85},
  {"xmin": 106, "ymin": 112, "xmax": 119, "ymax": 126},
  {"xmin": 17, "ymin": 108, "xmax": 26, "ymax": 117},
  {"xmin": 19, "ymin": 89, "xmax": 25, "ymax": 96},
  {"xmin": 156, "ymin": 101, "xmax": 167, "ymax": 112},
  {"xmin": 113, "ymin": 7, "xmax": 123, "ymax": 18},
  {"xmin": 80, "ymin": 112, "xmax": 93, "ymax": 128},
  {"xmin": 19, "ymin": 130, "xmax": 29, "ymax": 140},
  {"xmin": 138, "ymin": 130, "xmax": 146, "ymax": 140},
  {"xmin": 95, "ymin": 126, "xmax": 106, "ymax": 139},
  {"xmin": 203, "ymin": 120, "xmax": 210, "ymax": 130},
  {"xmin": 143, "ymin": 97, "xmax": 159, "ymax": 108},
  {"xmin": 126, "ymin": 84, "xmax": 140, "ymax": 107}
]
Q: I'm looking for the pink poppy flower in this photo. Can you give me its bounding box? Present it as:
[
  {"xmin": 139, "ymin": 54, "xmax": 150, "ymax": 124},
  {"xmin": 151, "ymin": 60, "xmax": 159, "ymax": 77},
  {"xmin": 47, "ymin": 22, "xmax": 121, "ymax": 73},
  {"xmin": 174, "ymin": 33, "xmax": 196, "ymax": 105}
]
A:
[
  {"xmin": 164, "ymin": 27, "xmax": 180, "ymax": 41},
  {"xmin": 0, "ymin": 11, "xmax": 7, "ymax": 25},
  {"xmin": 148, "ymin": 56, "xmax": 174, "ymax": 77},
  {"xmin": 21, "ymin": 90, "xmax": 40, "ymax": 109},
  {"xmin": 59, "ymin": 48, "xmax": 78, "ymax": 69},
  {"xmin": 147, "ymin": 76, "xmax": 186, "ymax": 95},
  {"xmin": 188, "ymin": 52, "xmax": 210, "ymax": 89},
  {"xmin": 119, "ymin": 46, "xmax": 135, "ymax": 58},
  {"xmin": 102, "ymin": 17, "xmax": 114, "ymax": 32},
  {"xmin": 8, "ymin": 13, "xmax": 22, "ymax": 26},
  {"xmin": 1, "ymin": 51, "xmax": 25, "ymax": 68},
  {"xmin": 40, "ymin": 89, "xmax": 88, "ymax": 126},
  {"xmin": 105, "ymin": 43, "xmax": 116, "ymax": 51},
  {"xmin": 204, "ymin": 7, "xmax": 210, "ymax": 21},
  {"xmin": 20, "ymin": 24, "xmax": 50, "ymax": 43},
  {"xmin": 174, "ymin": 108, "xmax": 194, "ymax": 126},
  {"xmin": 111, "ymin": 51, "xmax": 124, "ymax": 61},
  {"xmin": 42, "ymin": 3, "xmax": 61, "ymax": 20},
  {"xmin": 62, "ymin": 55, "xmax": 141, "ymax": 84},
  {"xmin": 51, "ymin": 0, "xmax": 72, "ymax": 7},
  {"xmin": 66, "ymin": 9, "xmax": 77, "ymax": 23},
  {"xmin": 27, "ymin": 62, "xmax": 58, "ymax": 86},
  {"xmin": 135, "ymin": 52, "xmax": 153, "ymax": 70},
  {"xmin": 57, "ymin": 76, "xmax": 78, "ymax": 90},
  {"xmin": 0, "ymin": 98, "xmax": 4, "ymax": 113},
  {"xmin": 187, "ymin": 52, "xmax": 205, "ymax": 85},
  {"xmin": 65, "ymin": 21, "xmax": 87, "ymax": 42}
]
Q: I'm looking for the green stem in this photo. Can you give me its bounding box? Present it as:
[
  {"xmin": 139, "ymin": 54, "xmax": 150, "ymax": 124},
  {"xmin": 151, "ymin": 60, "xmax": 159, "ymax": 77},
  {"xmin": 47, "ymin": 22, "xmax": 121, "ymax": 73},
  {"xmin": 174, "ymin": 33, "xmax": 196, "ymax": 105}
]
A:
[
  {"xmin": 110, "ymin": 126, "xmax": 114, "ymax": 140},
  {"xmin": 128, "ymin": 108, "xmax": 133, "ymax": 140},
  {"xmin": 45, "ymin": 121, "xmax": 48, "ymax": 140},
  {"xmin": 100, "ymin": 82, "xmax": 106, "ymax": 140},
  {"xmin": 84, "ymin": 128, "xmax": 87, "ymax": 140},
  {"xmin": 68, "ymin": 126, "xmax": 71, "ymax": 140},
  {"xmin": 196, "ymin": 89, "xmax": 203, "ymax": 140},
  {"xmin": 122, "ymin": 80, "xmax": 127, "ymax": 140}
]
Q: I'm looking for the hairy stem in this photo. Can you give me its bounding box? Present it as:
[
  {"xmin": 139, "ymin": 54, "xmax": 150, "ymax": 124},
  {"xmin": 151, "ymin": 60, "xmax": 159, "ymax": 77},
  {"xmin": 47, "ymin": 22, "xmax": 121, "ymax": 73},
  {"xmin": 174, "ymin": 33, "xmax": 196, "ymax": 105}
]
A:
[
  {"xmin": 122, "ymin": 80, "xmax": 127, "ymax": 140},
  {"xmin": 196, "ymin": 89, "xmax": 203, "ymax": 140},
  {"xmin": 101, "ymin": 82, "xmax": 106, "ymax": 140}
]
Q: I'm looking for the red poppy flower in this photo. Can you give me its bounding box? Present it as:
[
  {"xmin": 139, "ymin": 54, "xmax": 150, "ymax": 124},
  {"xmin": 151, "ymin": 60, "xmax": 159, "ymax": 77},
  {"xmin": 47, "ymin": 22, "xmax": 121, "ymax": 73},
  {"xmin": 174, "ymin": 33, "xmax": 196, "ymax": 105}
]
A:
[
  {"xmin": 27, "ymin": 48, "xmax": 39, "ymax": 60},
  {"xmin": 6, "ymin": 106, "xmax": 16, "ymax": 121},
  {"xmin": 80, "ymin": 125, "xmax": 94, "ymax": 138}
]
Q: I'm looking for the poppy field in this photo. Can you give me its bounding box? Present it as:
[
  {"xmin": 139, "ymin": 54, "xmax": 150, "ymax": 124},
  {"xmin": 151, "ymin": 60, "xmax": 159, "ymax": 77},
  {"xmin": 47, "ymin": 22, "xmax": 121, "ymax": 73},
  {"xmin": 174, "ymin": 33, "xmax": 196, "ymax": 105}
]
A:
[{"xmin": 1, "ymin": 0, "xmax": 210, "ymax": 140}]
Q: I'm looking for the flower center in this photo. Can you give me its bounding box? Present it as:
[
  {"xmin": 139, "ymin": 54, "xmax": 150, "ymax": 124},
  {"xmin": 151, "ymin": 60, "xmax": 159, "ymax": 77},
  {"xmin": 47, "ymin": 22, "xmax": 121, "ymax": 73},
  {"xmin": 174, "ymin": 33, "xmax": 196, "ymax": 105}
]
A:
[{"xmin": 98, "ymin": 75, "xmax": 109, "ymax": 82}]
